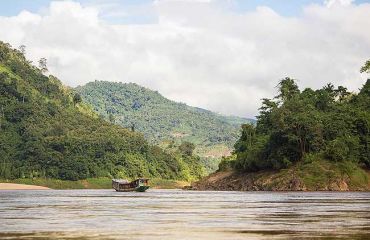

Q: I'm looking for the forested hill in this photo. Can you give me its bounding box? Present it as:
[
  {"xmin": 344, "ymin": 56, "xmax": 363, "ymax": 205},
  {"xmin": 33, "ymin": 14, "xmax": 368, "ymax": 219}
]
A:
[
  {"xmin": 0, "ymin": 41, "xmax": 204, "ymax": 181},
  {"xmin": 75, "ymin": 81, "xmax": 253, "ymax": 161},
  {"xmin": 197, "ymin": 72, "xmax": 370, "ymax": 191}
]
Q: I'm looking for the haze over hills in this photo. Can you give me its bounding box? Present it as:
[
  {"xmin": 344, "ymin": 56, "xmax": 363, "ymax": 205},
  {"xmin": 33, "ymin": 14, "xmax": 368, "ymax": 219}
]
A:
[{"xmin": 76, "ymin": 81, "xmax": 254, "ymax": 171}]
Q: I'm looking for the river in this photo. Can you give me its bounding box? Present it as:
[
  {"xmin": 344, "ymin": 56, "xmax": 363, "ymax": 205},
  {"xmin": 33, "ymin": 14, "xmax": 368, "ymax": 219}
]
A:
[{"xmin": 0, "ymin": 189, "xmax": 369, "ymax": 239}]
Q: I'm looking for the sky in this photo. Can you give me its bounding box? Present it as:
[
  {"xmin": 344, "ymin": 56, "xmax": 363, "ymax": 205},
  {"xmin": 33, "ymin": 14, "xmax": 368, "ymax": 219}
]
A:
[{"xmin": 0, "ymin": 0, "xmax": 369, "ymax": 118}]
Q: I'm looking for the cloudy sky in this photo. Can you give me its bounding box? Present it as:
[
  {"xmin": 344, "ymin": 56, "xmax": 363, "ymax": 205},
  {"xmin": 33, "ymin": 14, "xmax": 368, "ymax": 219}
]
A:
[{"xmin": 0, "ymin": 0, "xmax": 369, "ymax": 118}]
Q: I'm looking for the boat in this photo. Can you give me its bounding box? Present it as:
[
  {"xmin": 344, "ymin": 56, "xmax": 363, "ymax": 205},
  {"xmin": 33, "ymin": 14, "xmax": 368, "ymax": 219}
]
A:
[{"xmin": 112, "ymin": 178, "xmax": 150, "ymax": 192}]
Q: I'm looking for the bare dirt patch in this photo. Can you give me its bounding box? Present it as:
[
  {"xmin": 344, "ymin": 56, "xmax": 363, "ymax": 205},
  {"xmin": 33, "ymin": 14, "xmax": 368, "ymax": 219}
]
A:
[{"xmin": 0, "ymin": 183, "xmax": 50, "ymax": 190}]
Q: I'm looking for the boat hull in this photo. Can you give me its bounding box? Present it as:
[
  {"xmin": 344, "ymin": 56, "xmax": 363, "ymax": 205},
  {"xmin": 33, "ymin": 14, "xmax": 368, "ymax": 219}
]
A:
[
  {"xmin": 136, "ymin": 186, "xmax": 150, "ymax": 192},
  {"xmin": 114, "ymin": 186, "xmax": 150, "ymax": 192}
]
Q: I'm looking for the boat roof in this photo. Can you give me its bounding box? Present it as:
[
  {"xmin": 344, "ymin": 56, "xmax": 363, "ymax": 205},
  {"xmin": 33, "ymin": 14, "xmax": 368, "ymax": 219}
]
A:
[
  {"xmin": 112, "ymin": 179, "xmax": 129, "ymax": 183},
  {"xmin": 112, "ymin": 178, "xmax": 149, "ymax": 183}
]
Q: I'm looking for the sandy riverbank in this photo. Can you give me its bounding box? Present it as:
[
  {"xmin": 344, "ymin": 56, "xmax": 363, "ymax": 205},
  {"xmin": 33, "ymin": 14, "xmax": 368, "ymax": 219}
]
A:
[{"xmin": 0, "ymin": 183, "xmax": 50, "ymax": 190}]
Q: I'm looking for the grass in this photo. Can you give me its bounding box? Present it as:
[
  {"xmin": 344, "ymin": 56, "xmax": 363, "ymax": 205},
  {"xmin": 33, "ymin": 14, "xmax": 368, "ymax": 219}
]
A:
[
  {"xmin": 248, "ymin": 158, "xmax": 370, "ymax": 191},
  {"xmin": 150, "ymin": 178, "xmax": 190, "ymax": 189},
  {"xmin": 297, "ymin": 159, "xmax": 369, "ymax": 190},
  {"xmin": 0, "ymin": 178, "xmax": 190, "ymax": 190}
]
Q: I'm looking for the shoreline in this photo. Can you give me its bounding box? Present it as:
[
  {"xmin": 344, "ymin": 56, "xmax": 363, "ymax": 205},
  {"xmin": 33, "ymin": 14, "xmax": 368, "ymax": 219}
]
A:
[
  {"xmin": 0, "ymin": 178, "xmax": 191, "ymax": 190},
  {"xmin": 0, "ymin": 183, "xmax": 50, "ymax": 190},
  {"xmin": 1, "ymin": 181, "xmax": 368, "ymax": 191},
  {"xmin": 193, "ymin": 164, "xmax": 370, "ymax": 192}
]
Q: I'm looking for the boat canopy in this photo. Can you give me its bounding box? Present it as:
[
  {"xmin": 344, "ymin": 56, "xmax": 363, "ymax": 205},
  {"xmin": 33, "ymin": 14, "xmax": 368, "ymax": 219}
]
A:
[{"xmin": 112, "ymin": 179, "xmax": 129, "ymax": 184}]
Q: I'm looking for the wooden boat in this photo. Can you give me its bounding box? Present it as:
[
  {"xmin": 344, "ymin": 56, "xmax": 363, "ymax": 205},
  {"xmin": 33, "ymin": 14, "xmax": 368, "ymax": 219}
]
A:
[{"xmin": 112, "ymin": 178, "xmax": 150, "ymax": 192}]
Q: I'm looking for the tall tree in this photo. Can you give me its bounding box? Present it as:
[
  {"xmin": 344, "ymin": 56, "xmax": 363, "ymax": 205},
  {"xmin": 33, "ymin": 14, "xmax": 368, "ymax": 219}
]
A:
[
  {"xmin": 276, "ymin": 77, "xmax": 300, "ymax": 102},
  {"xmin": 38, "ymin": 58, "xmax": 48, "ymax": 73},
  {"xmin": 335, "ymin": 86, "xmax": 350, "ymax": 102},
  {"xmin": 18, "ymin": 45, "xmax": 26, "ymax": 55},
  {"xmin": 360, "ymin": 59, "xmax": 370, "ymax": 73},
  {"xmin": 256, "ymin": 98, "xmax": 277, "ymax": 134}
]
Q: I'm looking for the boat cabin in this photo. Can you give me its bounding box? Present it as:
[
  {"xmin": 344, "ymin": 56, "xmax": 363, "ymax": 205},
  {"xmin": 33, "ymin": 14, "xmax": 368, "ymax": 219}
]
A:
[
  {"xmin": 133, "ymin": 178, "xmax": 149, "ymax": 186},
  {"xmin": 112, "ymin": 178, "xmax": 150, "ymax": 192}
]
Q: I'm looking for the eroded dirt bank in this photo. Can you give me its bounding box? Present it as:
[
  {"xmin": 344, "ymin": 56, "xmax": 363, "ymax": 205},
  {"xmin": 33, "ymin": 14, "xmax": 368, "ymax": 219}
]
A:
[{"xmin": 193, "ymin": 165, "xmax": 370, "ymax": 191}]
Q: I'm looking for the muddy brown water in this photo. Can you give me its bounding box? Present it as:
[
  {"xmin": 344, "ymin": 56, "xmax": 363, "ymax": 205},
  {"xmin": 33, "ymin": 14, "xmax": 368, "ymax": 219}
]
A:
[{"xmin": 0, "ymin": 189, "xmax": 369, "ymax": 239}]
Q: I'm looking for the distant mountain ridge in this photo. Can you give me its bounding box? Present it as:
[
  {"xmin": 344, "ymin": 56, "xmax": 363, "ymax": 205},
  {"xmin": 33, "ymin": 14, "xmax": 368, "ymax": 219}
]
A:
[{"xmin": 76, "ymin": 81, "xmax": 254, "ymax": 171}]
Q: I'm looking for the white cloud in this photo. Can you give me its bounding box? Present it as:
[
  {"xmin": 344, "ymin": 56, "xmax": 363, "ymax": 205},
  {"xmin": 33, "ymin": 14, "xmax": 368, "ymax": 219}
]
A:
[
  {"xmin": 0, "ymin": 1, "xmax": 369, "ymax": 117},
  {"xmin": 324, "ymin": 0, "xmax": 354, "ymax": 8}
]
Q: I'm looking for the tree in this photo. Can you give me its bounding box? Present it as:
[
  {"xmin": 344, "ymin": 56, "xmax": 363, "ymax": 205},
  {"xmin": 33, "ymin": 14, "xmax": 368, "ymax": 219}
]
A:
[
  {"xmin": 315, "ymin": 88, "xmax": 335, "ymax": 111},
  {"xmin": 360, "ymin": 60, "xmax": 370, "ymax": 73},
  {"xmin": 335, "ymin": 86, "xmax": 350, "ymax": 102},
  {"xmin": 0, "ymin": 42, "xmax": 11, "ymax": 61},
  {"xmin": 109, "ymin": 114, "xmax": 115, "ymax": 124},
  {"xmin": 0, "ymin": 105, "xmax": 4, "ymax": 129},
  {"xmin": 179, "ymin": 141, "xmax": 195, "ymax": 156},
  {"xmin": 73, "ymin": 93, "xmax": 82, "ymax": 106},
  {"xmin": 256, "ymin": 98, "xmax": 278, "ymax": 134},
  {"xmin": 271, "ymin": 100, "xmax": 323, "ymax": 160},
  {"xmin": 323, "ymin": 83, "xmax": 336, "ymax": 98},
  {"xmin": 234, "ymin": 124, "xmax": 256, "ymax": 153},
  {"xmin": 18, "ymin": 45, "xmax": 26, "ymax": 55},
  {"xmin": 38, "ymin": 58, "xmax": 48, "ymax": 73},
  {"xmin": 276, "ymin": 77, "xmax": 300, "ymax": 102}
]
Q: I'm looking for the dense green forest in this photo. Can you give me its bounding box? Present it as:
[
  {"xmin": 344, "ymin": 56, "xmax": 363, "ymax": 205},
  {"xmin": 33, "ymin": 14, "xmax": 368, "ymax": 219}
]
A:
[
  {"xmin": 228, "ymin": 71, "xmax": 369, "ymax": 173},
  {"xmin": 0, "ymin": 41, "xmax": 204, "ymax": 181},
  {"xmin": 75, "ymin": 81, "xmax": 253, "ymax": 172}
]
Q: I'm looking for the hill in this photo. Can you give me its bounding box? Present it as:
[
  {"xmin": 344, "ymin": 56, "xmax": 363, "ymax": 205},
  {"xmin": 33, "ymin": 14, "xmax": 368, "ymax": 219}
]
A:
[
  {"xmin": 75, "ymin": 81, "xmax": 254, "ymax": 171},
  {"xmin": 195, "ymin": 75, "xmax": 370, "ymax": 191},
  {"xmin": 0, "ymin": 41, "xmax": 204, "ymax": 182}
]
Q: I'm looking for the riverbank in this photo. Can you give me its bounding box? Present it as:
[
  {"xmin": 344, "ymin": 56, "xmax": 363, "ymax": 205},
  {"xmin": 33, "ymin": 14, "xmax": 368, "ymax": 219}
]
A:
[
  {"xmin": 0, "ymin": 183, "xmax": 50, "ymax": 190},
  {"xmin": 193, "ymin": 160, "xmax": 370, "ymax": 191},
  {"xmin": 0, "ymin": 178, "xmax": 190, "ymax": 190}
]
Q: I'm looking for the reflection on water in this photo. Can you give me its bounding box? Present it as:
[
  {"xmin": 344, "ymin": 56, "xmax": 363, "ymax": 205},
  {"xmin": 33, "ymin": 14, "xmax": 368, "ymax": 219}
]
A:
[{"xmin": 0, "ymin": 190, "xmax": 369, "ymax": 239}]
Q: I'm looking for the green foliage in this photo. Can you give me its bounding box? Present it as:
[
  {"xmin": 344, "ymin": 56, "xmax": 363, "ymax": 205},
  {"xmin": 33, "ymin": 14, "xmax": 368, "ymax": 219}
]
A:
[
  {"xmin": 179, "ymin": 141, "xmax": 195, "ymax": 156},
  {"xmin": 360, "ymin": 59, "xmax": 370, "ymax": 73},
  {"xmin": 72, "ymin": 93, "xmax": 82, "ymax": 106},
  {"xmin": 108, "ymin": 113, "xmax": 115, "ymax": 124},
  {"xmin": 38, "ymin": 58, "xmax": 48, "ymax": 73},
  {"xmin": 75, "ymin": 81, "xmax": 254, "ymax": 157},
  {"xmin": 0, "ymin": 41, "xmax": 204, "ymax": 181},
  {"xmin": 218, "ymin": 155, "xmax": 236, "ymax": 172},
  {"xmin": 297, "ymin": 157, "xmax": 369, "ymax": 190},
  {"xmin": 234, "ymin": 76, "xmax": 370, "ymax": 172},
  {"xmin": 276, "ymin": 77, "xmax": 300, "ymax": 101}
]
